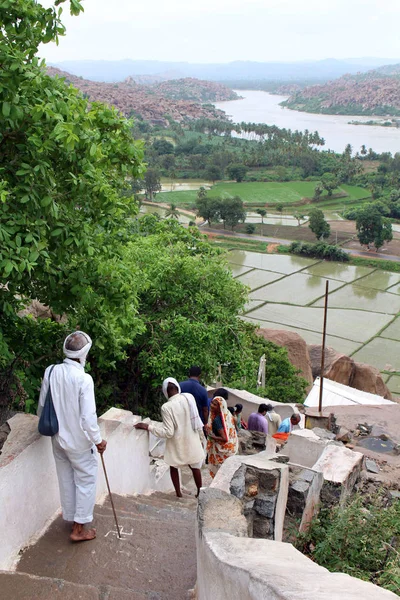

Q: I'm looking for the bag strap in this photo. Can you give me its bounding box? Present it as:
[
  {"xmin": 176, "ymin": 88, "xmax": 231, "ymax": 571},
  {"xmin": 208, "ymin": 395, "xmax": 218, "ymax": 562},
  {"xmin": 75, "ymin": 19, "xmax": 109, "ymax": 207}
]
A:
[{"xmin": 48, "ymin": 364, "xmax": 56, "ymax": 381}]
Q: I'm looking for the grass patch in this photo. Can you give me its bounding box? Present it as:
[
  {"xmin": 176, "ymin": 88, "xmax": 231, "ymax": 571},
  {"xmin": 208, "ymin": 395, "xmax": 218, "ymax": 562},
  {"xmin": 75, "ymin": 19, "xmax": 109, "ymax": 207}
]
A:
[
  {"xmin": 349, "ymin": 256, "xmax": 400, "ymax": 274},
  {"xmin": 209, "ymin": 235, "xmax": 268, "ymax": 253},
  {"xmin": 157, "ymin": 181, "xmax": 370, "ymax": 209}
]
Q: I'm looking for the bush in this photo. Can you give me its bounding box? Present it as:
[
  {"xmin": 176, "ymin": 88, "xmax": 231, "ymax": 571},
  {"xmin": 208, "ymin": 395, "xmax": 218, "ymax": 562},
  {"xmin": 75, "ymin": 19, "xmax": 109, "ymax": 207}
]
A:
[
  {"xmin": 295, "ymin": 493, "xmax": 400, "ymax": 595},
  {"xmin": 246, "ymin": 224, "xmax": 256, "ymax": 234},
  {"xmin": 288, "ymin": 241, "xmax": 349, "ymax": 261}
]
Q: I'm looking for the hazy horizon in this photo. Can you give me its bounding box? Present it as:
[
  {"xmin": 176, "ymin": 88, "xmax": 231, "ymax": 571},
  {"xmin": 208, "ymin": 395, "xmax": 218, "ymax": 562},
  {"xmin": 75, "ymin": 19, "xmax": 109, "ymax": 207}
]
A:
[{"xmin": 40, "ymin": 0, "xmax": 400, "ymax": 64}]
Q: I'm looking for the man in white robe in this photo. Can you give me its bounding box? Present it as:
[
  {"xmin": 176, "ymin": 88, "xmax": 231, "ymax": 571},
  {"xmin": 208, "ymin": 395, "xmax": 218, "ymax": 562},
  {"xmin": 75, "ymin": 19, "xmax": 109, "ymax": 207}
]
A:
[
  {"xmin": 135, "ymin": 378, "xmax": 204, "ymax": 497},
  {"xmin": 38, "ymin": 331, "xmax": 107, "ymax": 542}
]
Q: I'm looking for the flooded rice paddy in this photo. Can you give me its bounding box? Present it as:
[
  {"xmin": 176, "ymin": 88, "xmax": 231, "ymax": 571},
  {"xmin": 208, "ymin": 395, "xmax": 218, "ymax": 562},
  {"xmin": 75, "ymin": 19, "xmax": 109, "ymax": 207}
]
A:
[{"xmin": 228, "ymin": 250, "xmax": 400, "ymax": 394}]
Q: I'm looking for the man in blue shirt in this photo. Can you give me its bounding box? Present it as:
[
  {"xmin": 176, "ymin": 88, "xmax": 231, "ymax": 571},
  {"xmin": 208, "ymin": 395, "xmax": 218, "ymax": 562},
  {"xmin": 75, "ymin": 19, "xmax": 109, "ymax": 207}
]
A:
[
  {"xmin": 277, "ymin": 413, "xmax": 301, "ymax": 433},
  {"xmin": 180, "ymin": 366, "xmax": 210, "ymax": 425}
]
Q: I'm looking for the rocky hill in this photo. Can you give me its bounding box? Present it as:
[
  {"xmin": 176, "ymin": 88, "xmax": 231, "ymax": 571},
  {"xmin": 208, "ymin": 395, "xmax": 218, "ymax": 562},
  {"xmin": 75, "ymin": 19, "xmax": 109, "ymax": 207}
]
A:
[
  {"xmin": 47, "ymin": 68, "xmax": 229, "ymax": 125},
  {"xmin": 152, "ymin": 78, "xmax": 239, "ymax": 102},
  {"xmin": 281, "ymin": 64, "xmax": 400, "ymax": 116}
]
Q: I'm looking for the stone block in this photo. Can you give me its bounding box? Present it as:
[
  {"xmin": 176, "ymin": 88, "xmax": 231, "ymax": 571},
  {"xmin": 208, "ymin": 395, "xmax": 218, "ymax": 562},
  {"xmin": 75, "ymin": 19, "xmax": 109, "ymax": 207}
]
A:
[
  {"xmin": 253, "ymin": 494, "xmax": 277, "ymax": 518},
  {"xmin": 229, "ymin": 464, "xmax": 246, "ymax": 499},
  {"xmin": 312, "ymin": 444, "xmax": 364, "ymax": 505},
  {"xmin": 197, "ymin": 488, "xmax": 248, "ymax": 538},
  {"xmin": 252, "ymin": 516, "xmax": 272, "ymax": 539},
  {"xmin": 287, "ymin": 466, "xmax": 324, "ymax": 532},
  {"xmin": 284, "ymin": 429, "xmax": 332, "ymax": 468}
]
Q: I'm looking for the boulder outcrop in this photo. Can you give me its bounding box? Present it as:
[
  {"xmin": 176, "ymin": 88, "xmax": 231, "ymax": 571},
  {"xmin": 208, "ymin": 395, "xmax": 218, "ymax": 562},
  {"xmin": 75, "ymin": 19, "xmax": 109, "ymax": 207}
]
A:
[
  {"xmin": 351, "ymin": 362, "xmax": 393, "ymax": 400},
  {"xmin": 308, "ymin": 344, "xmax": 392, "ymax": 399},
  {"xmin": 257, "ymin": 329, "xmax": 313, "ymax": 389},
  {"xmin": 309, "ymin": 345, "xmax": 355, "ymax": 384}
]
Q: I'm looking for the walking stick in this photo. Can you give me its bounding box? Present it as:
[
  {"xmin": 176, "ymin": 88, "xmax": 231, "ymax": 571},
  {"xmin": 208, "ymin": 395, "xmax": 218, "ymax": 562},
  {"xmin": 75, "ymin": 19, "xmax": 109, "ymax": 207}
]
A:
[{"xmin": 100, "ymin": 453, "xmax": 122, "ymax": 539}]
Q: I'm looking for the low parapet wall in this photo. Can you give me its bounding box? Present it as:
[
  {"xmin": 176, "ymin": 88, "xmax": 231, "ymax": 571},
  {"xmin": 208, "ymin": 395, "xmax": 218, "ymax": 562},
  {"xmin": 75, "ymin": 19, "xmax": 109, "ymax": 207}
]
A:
[
  {"xmin": 208, "ymin": 387, "xmax": 300, "ymax": 422},
  {"xmin": 0, "ymin": 408, "xmax": 171, "ymax": 570},
  {"xmin": 196, "ymin": 453, "xmax": 397, "ymax": 600}
]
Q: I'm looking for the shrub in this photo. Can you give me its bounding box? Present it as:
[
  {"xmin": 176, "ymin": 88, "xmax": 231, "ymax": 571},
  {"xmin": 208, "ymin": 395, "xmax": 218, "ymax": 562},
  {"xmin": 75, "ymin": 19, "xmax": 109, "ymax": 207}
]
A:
[
  {"xmin": 295, "ymin": 493, "xmax": 400, "ymax": 595},
  {"xmin": 288, "ymin": 241, "xmax": 349, "ymax": 261},
  {"xmin": 246, "ymin": 224, "xmax": 256, "ymax": 234}
]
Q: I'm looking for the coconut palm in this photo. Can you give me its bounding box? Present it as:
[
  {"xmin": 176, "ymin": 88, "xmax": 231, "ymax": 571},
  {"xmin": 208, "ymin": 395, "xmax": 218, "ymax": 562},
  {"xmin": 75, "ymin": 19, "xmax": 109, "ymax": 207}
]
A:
[
  {"xmin": 256, "ymin": 208, "xmax": 267, "ymax": 236},
  {"xmin": 165, "ymin": 203, "xmax": 180, "ymax": 220}
]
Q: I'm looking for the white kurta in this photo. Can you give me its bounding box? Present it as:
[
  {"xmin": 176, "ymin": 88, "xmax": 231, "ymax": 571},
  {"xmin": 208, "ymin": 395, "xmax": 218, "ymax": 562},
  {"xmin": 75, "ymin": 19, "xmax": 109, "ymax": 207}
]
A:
[
  {"xmin": 38, "ymin": 359, "xmax": 102, "ymax": 523},
  {"xmin": 148, "ymin": 392, "xmax": 204, "ymax": 468},
  {"xmin": 38, "ymin": 358, "xmax": 102, "ymax": 451}
]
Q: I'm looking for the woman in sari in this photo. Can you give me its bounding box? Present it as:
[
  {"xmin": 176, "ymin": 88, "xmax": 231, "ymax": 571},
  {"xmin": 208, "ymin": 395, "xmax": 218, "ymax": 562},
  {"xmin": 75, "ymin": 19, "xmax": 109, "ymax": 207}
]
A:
[{"xmin": 206, "ymin": 388, "xmax": 238, "ymax": 479}]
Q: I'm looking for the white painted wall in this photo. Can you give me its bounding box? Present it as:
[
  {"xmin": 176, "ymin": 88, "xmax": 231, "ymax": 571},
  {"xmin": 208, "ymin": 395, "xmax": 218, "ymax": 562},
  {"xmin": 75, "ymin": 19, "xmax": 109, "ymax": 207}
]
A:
[
  {"xmin": 197, "ymin": 531, "xmax": 398, "ymax": 600},
  {"xmin": 0, "ymin": 409, "xmax": 172, "ymax": 570},
  {"xmin": 0, "ymin": 415, "xmax": 59, "ymax": 571},
  {"xmin": 212, "ymin": 387, "xmax": 300, "ymax": 422}
]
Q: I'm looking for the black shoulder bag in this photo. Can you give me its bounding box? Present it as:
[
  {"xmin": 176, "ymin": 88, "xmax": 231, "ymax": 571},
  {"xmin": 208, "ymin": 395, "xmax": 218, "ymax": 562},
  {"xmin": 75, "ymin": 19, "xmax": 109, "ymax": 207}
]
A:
[{"xmin": 38, "ymin": 365, "xmax": 59, "ymax": 436}]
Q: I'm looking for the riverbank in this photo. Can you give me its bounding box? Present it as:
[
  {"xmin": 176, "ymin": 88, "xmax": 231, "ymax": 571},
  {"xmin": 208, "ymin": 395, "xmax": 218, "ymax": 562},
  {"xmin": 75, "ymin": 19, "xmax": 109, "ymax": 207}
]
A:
[{"xmin": 213, "ymin": 90, "xmax": 400, "ymax": 154}]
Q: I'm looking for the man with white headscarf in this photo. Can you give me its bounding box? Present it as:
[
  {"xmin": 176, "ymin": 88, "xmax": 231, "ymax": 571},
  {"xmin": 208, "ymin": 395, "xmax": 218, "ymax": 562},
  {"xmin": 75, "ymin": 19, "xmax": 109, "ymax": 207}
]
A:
[
  {"xmin": 135, "ymin": 378, "xmax": 204, "ymax": 497},
  {"xmin": 38, "ymin": 331, "xmax": 107, "ymax": 542}
]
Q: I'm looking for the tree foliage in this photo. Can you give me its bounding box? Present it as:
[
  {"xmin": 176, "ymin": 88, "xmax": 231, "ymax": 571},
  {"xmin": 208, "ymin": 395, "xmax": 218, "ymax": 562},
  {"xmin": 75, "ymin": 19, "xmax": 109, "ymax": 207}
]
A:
[
  {"xmin": 0, "ymin": 1, "xmax": 309, "ymax": 421},
  {"xmin": 144, "ymin": 168, "xmax": 161, "ymax": 200},
  {"xmin": 308, "ymin": 208, "xmax": 331, "ymax": 240},
  {"xmin": 227, "ymin": 163, "xmax": 248, "ymax": 182},
  {"xmin": 356, "ymin": 204, "xmax": 393, "ymax": 250}
]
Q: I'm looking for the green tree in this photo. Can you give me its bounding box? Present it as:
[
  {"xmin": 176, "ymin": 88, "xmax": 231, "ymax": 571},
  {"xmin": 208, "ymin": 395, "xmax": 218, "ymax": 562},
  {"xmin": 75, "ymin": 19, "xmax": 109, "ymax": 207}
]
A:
[
  {"xmin": 308, "ymin": 209, "xmax": 331, "ymax": 240},
  {"xmin": 275, "ymin": 203, "xmax": 284, "ymax": 215},
  {"xmin": 153, "ymin": 139, "xmax": 174, "ymax": 155},
  {"xmin": 195, "ymin": 196, "xmax": 221, "ymax": 226},
  {"xmin": 227, "ymin": 164, "xmax": 248, "ymax": 183},
  {"xmin": 144, "ymin": 169, "xmax": 162, "ymax": 200},
  {"xmin": 165, "ymin": 203, "xmax": 180, "ymax": 220},
  {"xmin": 293, "ymin": 212, "xmax": 305, "ymax": 226},
  {"xmin": 356, "ymin": 204, "xmax": 393, "ymax": 251},
  {"xmin": 321, "ymin": 173, "xmax": 339, "ymax": 197},
  {"xmin": 256, "ymin": 208, "xmax": 267, "ymax": 235},
  {"xmin": 0, "ymin": 0, "xmax": 145, "ymax": 415},
  {"xmin": 246, "ymin": 224, "xmax": 256, "ymax": 234},
  {"xmin": 205, "ymin": 165, "xmax": 222, "ymax": 184},
  {"xmin": 220, "ymin": 196, "xmax": 246, "ymax": 231},
  {"xmin": 313, "ymin": 183, "xmax": 324, "ymax": 200}
]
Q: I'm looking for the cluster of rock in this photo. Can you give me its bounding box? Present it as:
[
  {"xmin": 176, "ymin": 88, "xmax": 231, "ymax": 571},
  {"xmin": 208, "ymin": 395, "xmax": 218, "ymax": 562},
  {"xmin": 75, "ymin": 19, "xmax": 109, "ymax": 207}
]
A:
[
  {"xmin": 152, "ymin": 78, "xmax": 239, "ymax": 103},
  {"xmin": 283, "ymin": 65, "xmax": 400, "ymax": 115},
  {"xmin": 257, "ymin": 328, "xmax": 393, "ymax": 399},
  {"xmin": 47, "ymin": 68, "xmax": 231, "ymax": 125}
]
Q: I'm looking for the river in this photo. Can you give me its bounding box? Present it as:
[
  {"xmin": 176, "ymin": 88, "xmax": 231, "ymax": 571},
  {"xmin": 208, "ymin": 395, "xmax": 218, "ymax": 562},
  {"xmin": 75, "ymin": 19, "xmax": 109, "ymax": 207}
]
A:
[{"xmin": 214, "ymin": 90, "xmax": 400, "ymax": 155}]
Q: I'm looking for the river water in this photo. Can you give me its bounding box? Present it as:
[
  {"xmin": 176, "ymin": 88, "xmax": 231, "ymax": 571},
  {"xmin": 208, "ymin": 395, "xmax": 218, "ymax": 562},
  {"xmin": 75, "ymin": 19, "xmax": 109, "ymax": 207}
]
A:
[{"xmin": 214, "ymin": 90, "xmax": 400, "ymax": 155}]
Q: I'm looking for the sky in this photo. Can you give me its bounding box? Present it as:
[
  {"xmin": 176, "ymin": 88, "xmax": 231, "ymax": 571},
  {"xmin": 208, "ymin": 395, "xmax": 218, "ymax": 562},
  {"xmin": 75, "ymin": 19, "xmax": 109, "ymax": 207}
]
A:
[{"xmin": 41, "ymin": 0, "xmax": 400, "ymax": 64}]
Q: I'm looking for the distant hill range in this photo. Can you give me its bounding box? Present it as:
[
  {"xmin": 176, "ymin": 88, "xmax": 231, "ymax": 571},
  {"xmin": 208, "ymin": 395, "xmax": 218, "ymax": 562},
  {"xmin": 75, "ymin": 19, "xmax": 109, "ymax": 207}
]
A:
[
  {"xmin": 47, "ymin": 68, "xmax": 236, "ymax": 124},
  {"xmin": 281, "ymin": 64, "xmax": 400, "ymax": 116},
  {"xmin": 49, "ymin": 58, "xmax": 400, "ymax": 83}
]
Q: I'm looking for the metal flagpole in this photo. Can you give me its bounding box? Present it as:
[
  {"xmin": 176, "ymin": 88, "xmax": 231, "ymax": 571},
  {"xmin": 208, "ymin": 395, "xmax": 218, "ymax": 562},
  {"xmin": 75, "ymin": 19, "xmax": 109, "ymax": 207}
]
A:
[{"xmin": 318, "ymin": 280, "xmax": 329, "ymax": 413}]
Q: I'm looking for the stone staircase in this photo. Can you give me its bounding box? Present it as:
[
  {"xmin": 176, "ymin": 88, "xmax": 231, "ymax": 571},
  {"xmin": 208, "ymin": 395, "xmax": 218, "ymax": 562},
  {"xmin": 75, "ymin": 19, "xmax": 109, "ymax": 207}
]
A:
[{"xmin": 0, "ymin": 492, "xmax": 198, "ymax": 600}]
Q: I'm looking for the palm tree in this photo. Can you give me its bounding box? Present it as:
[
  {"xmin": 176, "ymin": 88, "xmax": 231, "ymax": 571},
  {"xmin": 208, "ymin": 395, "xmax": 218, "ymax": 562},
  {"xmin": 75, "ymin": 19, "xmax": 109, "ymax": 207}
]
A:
[
  {"xmin": 256, "ymin": 208, "xmax": 267, "ymax": 236},
  {"xmin": 165, "ymin": 203, "xmax": 180, "ymax": 220}
]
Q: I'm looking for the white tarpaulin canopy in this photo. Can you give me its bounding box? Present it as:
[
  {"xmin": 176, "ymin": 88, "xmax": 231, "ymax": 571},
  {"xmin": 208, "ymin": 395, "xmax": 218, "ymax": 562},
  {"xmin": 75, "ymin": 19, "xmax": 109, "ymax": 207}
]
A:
[{"xmin": 305, "ymin": 377, "xmax": 395, "ymax": 408}]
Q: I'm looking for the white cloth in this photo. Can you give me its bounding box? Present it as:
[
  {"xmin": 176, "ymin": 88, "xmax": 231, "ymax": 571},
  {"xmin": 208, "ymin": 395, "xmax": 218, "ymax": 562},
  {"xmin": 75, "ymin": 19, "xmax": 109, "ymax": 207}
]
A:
[
  {"xmin": 148, "ymin": 392, "xmax": 205, "ymax": 468},
  {"xmin": 52, "ymin": 437, "xmax": 98, "ymax": 523},
  {"xmin": 38, "ymin": 358, "xmax": 102, "ymax": 452},
  {"xmin": 162, "ymin": 377, "xmax": 203, "ymax": 432},
  {"xmin": 63, "ymin": 331, "xmax": 92, "ymax": 367}
]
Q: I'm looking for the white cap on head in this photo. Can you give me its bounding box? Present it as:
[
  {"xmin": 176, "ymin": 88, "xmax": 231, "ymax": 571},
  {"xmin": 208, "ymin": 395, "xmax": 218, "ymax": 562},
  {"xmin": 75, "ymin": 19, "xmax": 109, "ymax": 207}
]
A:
[{"xmin": 63, "ymin": 331, "xmax": 92, "ymax": 367}]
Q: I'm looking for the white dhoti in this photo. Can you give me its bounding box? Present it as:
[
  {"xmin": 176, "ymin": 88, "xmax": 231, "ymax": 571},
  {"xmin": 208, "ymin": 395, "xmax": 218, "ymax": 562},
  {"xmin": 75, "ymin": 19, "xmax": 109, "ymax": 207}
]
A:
[{"xmin": 52, "ymin": 438, "xmax": 98, "ymax": 524}]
